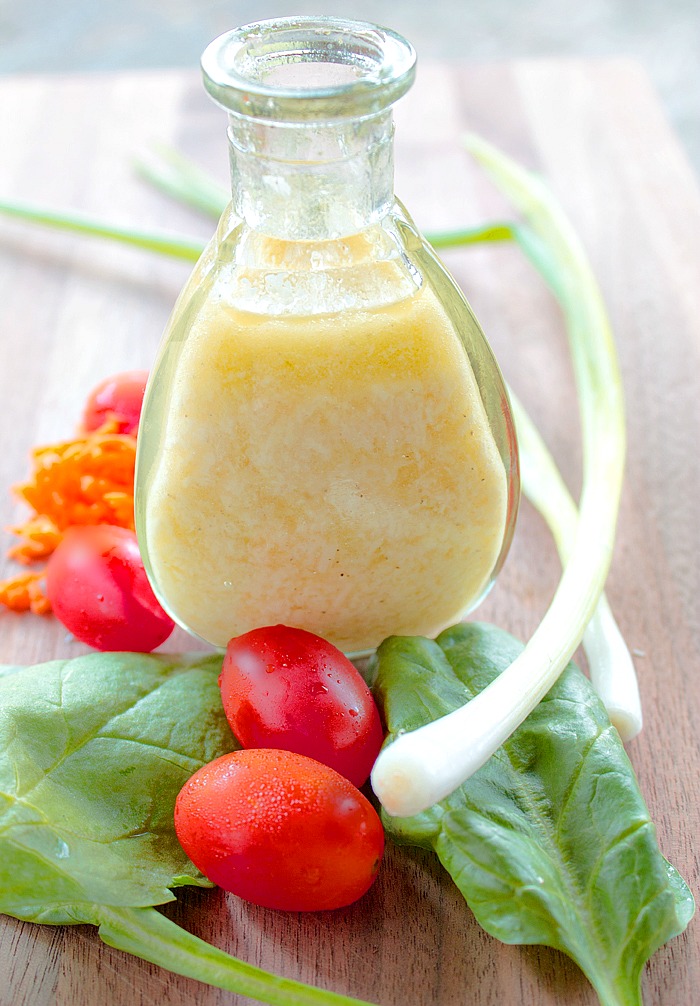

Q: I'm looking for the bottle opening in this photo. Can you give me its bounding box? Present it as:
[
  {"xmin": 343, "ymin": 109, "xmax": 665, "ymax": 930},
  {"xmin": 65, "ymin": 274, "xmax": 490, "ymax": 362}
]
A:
[
  {"xmin": 201, "ymin": 16, "xmax": 416, "ymax": 122},
  {"xmin": 261, "ymin": 61, "xmax": 364, "ymax": 91}
]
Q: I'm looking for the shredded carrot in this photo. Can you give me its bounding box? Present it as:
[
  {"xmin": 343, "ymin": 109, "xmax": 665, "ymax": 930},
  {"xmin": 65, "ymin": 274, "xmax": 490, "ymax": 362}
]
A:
[
  {"xmin": 7, "ymin": 514, "xmax": 63, "ymax": 564},
  {"xmin": 12, "ymin": 431, "xmax": 137, "ymax": 544},
  {"xmin": 0, "ymin": 430, "xmax": 138, "ymax": 614},
  {"xmin": 0, "ymin": 570, "xmax": 51, "ymax": 615}
]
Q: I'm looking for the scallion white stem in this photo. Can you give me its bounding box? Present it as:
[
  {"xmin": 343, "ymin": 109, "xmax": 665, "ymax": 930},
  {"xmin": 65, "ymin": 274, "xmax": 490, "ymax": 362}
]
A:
[{"xmin": 372, "ymin": 135, "xmax": 627, "ymax": 817}]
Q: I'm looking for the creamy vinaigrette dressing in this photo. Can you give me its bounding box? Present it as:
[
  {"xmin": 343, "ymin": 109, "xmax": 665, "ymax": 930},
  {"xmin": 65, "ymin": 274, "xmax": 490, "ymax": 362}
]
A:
[{"xmin": 140, "ymin": 280, "xmax": 508, "ymax": 653}]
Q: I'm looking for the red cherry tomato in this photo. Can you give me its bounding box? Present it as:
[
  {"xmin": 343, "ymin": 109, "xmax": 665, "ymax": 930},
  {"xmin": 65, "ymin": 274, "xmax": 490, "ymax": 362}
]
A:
[
  {"xmin": 82, "ymin": 370, "xmax": 149, "ymax": 435},
  {"xmin": 220, "ymin": 625, "xmax": 384, "ymax": 787},
  {"xmin": 174, "ymin": 748, "xmax": 384, "ymax": 911},
  {"xmin": 45, "ymin": 525, "xmax": 174, "ymax": 652}
]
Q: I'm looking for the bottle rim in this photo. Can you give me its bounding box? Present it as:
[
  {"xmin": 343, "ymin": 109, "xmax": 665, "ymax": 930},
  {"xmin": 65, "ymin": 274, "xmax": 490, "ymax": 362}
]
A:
[{"xmin": 201, "ymin": 16, "xmax": 416, "ymax": 122}]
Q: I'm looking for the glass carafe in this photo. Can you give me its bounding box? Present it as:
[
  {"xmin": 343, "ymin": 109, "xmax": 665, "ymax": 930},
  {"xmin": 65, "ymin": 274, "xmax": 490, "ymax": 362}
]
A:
[{"xmin": 134, "ymin": 17, "xmax": 519, "ymax": 655}]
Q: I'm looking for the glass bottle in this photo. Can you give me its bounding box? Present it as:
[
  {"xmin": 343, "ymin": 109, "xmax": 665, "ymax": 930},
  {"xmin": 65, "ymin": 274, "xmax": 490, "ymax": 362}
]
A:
[{"xmin": 134, "ymin": 17, "xmax": 519, "ymax": 655}]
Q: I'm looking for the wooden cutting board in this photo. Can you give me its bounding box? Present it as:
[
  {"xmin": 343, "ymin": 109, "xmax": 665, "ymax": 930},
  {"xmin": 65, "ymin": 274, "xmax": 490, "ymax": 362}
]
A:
[{"xmin": 0, "ymin": 58, "xmax": 699, "ymax": 1005}]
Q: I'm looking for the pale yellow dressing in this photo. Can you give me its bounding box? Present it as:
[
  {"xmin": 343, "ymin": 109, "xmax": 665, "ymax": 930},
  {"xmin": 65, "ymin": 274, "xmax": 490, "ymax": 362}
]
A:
[{"xmin": 142, "ymin": 281, "xmax": 507, "ymax": 652}]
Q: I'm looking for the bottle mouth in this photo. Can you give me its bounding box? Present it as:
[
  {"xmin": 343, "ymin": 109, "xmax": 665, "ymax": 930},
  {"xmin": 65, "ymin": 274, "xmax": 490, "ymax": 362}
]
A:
[{"xmin": 201, "ymin": 16, "xmax": 416, "ymax": 122}]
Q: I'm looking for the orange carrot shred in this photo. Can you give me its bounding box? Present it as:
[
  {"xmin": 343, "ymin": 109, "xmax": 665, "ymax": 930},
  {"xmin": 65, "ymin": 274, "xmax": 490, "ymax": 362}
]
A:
[
  {"xmin": 0, "ymin": 570, "xmax": 51, "ymax": 615},
  {"xmin": 7, "ymin": 515, "xmax": 63, "ymax": 564},
  {"xmin": 12, "ymin": 432, "xmax": 137, "ymax": 549},
  {"xmin": 2, "ymin": 429, "xmax": 138, "ymax": 615}
]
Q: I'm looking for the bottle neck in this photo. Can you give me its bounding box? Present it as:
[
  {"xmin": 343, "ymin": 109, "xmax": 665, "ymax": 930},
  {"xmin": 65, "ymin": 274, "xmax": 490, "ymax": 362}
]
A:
[{"xmin": 227, "ymin": 110, "xmax": 394, "ymax": 241}]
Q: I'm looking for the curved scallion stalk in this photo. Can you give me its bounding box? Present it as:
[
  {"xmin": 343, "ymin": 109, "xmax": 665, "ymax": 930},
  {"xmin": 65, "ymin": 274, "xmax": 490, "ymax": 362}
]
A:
[
  {"xmin": 371, "ymin": 135, "xmax": 628, "ymax": 817},
  {"xmin": 424, "ymin": 211, "xmax": 640, "ymax": 738}
]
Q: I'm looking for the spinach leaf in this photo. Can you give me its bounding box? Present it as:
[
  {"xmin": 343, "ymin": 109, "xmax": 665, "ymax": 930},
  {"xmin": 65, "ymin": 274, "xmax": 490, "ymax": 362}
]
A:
[
  {"xmin": 0, "ymin": 651, "xmax": 376, "ymax": 1006},
  {"xmin": 0, "ymin": 650, "xmax": 235, "ymax": 924},
  {"xmin": 372, "ymin": 623, "xmax": 694, "ymax": 1006}
]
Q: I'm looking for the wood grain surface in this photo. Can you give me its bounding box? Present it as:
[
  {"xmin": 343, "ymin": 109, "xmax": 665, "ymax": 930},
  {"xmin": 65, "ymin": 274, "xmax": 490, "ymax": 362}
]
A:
[{"xmin": 1, "ymin": 58, "xmax": 699, "ymax": 1005}]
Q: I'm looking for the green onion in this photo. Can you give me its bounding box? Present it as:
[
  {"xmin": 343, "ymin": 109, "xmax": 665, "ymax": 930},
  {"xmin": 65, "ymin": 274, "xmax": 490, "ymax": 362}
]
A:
[
  {"xmin": 98, "ymin": 905, "xmax": 378, "ymax": 1006},
  {"xmin": 0, "ymin": 198, "xmax": 204, "ymax": 261},
  {"xmin": 371, "ymin": 135, "xmax": 628, "ymax": 816}
]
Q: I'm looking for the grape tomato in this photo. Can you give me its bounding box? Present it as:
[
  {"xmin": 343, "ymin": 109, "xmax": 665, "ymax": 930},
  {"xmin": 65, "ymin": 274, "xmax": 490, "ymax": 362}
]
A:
[
  {"xmin": 220, "ymin": 625, "xmax": 384, "ymax": 787},
  {"xmin": 45, "ymin": 525, "xmax": 174, "ymax": 652},
  {"xmin": 174, "ymin": 748, "xmax": 385, "ymax": 911},
  {"xmin": 82, "ymin": 370, "xmax": 149, "ymax": 435}
]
